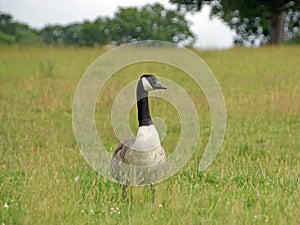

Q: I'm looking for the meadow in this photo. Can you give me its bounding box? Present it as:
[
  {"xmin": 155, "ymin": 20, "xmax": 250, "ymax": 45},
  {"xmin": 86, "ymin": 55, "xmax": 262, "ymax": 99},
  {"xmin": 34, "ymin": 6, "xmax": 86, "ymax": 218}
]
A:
[{"xmin": 0, "ymin": 45, "xmax": 299, "ymax": 225}]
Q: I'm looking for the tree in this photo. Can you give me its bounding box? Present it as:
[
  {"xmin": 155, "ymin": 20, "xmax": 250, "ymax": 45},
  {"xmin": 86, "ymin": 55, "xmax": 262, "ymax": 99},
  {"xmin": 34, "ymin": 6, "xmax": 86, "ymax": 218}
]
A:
[
  {"xmin": 40, "ymin": 25, "xmax": 65, "ymax": 45},
  {"xmin": 111, "ymin": 3, "xmax": 194, "ymax": 45},
  {"xmin": 63, "ymin": 23, "xmax": 84, "ymax": 45},
  {"xmin": 41, "ymin": 19, "xmax": 112, "ymax": 46},
  {"xmin": 0, "ymin": 11, "xmax": 38, "ymax": 45},
  {"xmin": 0, "ymin": 13, "xmax": 15, "ymax": 44},
  {"xmin": 39, "ymin": 4, "xmax": 194, "ymax": 46},
  {"xmin": 170, "ymin": 0, "xmax": 300, "ymax": 45}
]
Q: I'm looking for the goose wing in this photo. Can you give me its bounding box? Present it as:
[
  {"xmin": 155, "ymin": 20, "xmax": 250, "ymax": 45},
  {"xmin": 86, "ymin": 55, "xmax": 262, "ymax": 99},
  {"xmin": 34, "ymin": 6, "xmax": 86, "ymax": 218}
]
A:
[
  {"xmin": 110, "ymin": 138, "xmax": 166, "ymax": 184},
  {"xmin": 110, "ymin": 138, "xmax": 135, "ymax": 181},
  {"xmin": 112, "ymin": 138, "xmax": 135, "ymax": 163}
]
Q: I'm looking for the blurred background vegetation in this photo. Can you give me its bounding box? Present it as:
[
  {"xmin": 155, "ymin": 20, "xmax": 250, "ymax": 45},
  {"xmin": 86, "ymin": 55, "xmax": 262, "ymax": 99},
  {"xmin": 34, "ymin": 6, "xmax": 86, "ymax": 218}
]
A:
[
  {"xmin": 1, "ymin": 1, "xmax": 300, "ymax": 47},
  {"xmin": 0, "ymin": 4, "xmax": 194, "ymax": 47}
]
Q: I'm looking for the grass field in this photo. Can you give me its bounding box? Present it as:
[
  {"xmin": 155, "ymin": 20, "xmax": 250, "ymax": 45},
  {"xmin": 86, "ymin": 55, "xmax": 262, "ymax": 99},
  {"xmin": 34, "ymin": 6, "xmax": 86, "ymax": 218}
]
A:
[{"xmin": 0, "ymin": 45, "xmax": 299, "ymax": 225}]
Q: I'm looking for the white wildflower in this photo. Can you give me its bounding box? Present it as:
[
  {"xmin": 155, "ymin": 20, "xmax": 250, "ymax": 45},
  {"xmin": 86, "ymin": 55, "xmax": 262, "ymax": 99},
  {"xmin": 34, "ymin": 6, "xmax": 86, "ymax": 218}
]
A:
[
  {"xmin": 264, "ymin": 215, "xmax": 269, "ymax": 222},
  {"xmin": 74, "ymin": 176, "xmax": 80, "ymax": 183},
  {"xmin": 4, "ymin": 203, "xmax": 9, "ymax": 210},
  {"xmin": 110, "ymin": 207, "xmax": 120, "ymax": 215}
]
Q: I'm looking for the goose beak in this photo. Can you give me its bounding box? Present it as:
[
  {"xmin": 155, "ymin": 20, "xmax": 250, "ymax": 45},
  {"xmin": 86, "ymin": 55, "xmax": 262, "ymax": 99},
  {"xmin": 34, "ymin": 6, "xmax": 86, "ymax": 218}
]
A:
[{"xmin": 154, "ymin": 82, "xmax": 167, "ymax": 90}]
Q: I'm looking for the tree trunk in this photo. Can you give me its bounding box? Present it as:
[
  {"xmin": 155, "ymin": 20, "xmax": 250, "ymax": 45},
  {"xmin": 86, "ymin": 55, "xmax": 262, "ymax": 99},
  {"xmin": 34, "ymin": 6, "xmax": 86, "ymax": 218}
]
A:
[{"xmin": 270, "ymin": 7, "xmax": 287, "ymax": 44}]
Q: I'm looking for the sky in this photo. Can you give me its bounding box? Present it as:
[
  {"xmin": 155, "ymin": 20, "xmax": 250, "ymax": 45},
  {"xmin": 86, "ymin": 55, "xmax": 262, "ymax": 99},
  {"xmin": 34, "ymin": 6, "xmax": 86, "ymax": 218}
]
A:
[{"xmin": 0, "ymin": 0, "xmax": 235, "ymax": 49}]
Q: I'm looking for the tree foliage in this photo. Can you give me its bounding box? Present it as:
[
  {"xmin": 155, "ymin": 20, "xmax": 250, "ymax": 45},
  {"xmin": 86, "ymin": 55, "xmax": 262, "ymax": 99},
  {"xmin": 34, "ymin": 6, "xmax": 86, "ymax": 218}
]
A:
[
  {"xmin": 0, "ymin": 12, "xmax": 39, "ymax": 44},
  {"xmin": 111, "ymin": 4, "xmax": 194, "ymax": 44},
  {"xmin": 0, "ymin": 4, "xmax": 194, "ymax": 46},
  {"xmin": 40, "ymin": 4, "xmax": 194, "ymax": 46},
  {"xmin": 0, "ymin": 3, "xmax": 194, "ymax": 46},
  {"xmin": 170, "ymin": 0, "xmax": 300, "ymax": 45}
]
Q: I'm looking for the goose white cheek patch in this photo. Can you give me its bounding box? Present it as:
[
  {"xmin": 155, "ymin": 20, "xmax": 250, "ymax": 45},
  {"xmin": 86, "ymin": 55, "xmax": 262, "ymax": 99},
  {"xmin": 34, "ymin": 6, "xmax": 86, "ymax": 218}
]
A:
[{"xmin": 142, "ymin": 77, "xmax": 154, "ymax": 91}]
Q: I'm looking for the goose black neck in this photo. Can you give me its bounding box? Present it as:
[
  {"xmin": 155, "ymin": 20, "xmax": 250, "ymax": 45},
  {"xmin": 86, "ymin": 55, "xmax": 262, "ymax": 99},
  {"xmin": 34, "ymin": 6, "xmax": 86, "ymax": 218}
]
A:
[{"xmin": 137, "ymin": 80, "xmax": 153, "ymax": 126}]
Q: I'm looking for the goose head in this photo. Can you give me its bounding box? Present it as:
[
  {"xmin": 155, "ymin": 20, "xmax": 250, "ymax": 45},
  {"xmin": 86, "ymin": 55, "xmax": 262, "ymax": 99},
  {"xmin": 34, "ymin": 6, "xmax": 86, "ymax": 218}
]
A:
[
  {"xmin": 136, "ymin": 74, "xmax": 166, "ymax": 127},
  {"xmin": 140, "ymin": 74, "xmax": 167, "ymax": 91}
]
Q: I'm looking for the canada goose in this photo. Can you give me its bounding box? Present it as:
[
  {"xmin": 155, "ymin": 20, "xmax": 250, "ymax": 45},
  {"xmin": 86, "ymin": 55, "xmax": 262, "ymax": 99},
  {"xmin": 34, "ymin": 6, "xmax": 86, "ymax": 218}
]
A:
[{"xmin": 110, "ymin": 74, "xmax": 167, "ymax": 202}]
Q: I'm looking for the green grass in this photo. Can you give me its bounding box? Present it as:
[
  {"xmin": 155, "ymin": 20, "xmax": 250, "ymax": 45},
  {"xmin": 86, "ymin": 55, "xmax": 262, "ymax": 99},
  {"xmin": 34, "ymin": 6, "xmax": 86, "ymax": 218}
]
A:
[{"xmin": 0, "ymin": 45, "xmax": 299, "ymax": 225}]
